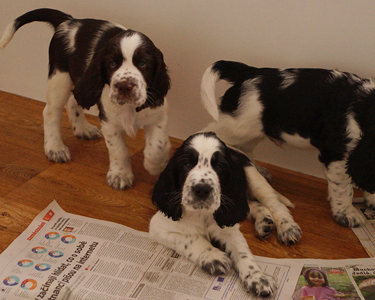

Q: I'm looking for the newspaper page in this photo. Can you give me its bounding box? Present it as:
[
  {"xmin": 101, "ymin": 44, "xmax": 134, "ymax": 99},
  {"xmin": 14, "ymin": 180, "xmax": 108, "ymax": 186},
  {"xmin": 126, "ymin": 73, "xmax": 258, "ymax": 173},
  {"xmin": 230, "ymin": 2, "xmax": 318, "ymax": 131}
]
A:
[
  {"xmin": 0, "ymin": 201, "xmax": 374, "ymax": 300},
  {"xmin": 352, "ymin": 197, "xmax": 375, "ymax": 257}
]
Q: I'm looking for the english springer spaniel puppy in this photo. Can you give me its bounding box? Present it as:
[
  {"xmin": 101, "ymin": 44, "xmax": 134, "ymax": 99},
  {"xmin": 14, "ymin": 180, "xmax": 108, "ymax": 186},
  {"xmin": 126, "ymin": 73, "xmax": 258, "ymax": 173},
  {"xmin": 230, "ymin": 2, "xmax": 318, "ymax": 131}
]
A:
[
  {"xmin": 0, "ymin": 9, "xmax": 171, "ymax": 189},
  {"xmin": 149, "ymin": 132, "xmax": 302, "ymax": 297},
  {"xmin": 201, "ymin": 60, "xmax": 375, "ymax": 228}
]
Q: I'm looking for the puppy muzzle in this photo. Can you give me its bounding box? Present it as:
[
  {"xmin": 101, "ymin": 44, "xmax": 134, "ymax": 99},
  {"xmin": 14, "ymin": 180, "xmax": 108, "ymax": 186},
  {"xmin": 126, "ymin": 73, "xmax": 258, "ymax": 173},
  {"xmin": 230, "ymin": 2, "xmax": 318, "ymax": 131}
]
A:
[
  {"xmin": 183, "ymin": 179, "xmax": 220, "ymax": 211},
  {"xmin": 110, "ymin": 78, "xmax": 145, "ymax": 106}
]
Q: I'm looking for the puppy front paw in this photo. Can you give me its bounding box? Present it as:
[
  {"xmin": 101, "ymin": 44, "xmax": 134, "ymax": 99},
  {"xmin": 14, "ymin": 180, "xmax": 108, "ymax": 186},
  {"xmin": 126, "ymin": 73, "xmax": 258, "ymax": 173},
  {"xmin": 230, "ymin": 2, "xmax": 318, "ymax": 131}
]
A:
[
  {"xmin": 242, "ymin": 272, "xmax": 277, "ymax": 297},
  {"xmin": 45, "ymin": 144, "xmax": 71, "ymax": 163},
  {"xmin": 199, "ymin": 248, "xmax": 232, "ymax": 276},
  {"xmin": 333, "ymin": 207, "xmax": 365, "ymax": 227},
  {"xmin": 106, "ymin": 170, "xmax": 134, "ymax": 190},
  {"xmin": 277, "ymin": 220, "xmax": 302, "ymax": 245}
]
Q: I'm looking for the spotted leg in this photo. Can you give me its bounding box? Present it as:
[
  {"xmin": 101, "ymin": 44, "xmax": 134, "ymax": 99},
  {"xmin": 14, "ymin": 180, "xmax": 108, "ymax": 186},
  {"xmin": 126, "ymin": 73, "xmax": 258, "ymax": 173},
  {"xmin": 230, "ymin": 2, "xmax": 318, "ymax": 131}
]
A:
[
  {"xmin": 326, "ymin": 161, "xmax": 365, "ymax": 227},
  {"xmin": 245, "ymin": 166, "xmax": 302, "ymax": 245},
  {"xmin": 66, "ymin": 96, "xmax": 101, "ymax": 140},
  {"xmin": 143, "ymin": 114, "xmax": 171, "ymax": 176},
  {"xmin": 149, "ymin": 212, "xmax": 232, "ymax": 276},
  {"xmin": 43, "ymin": 71, "xmax": 72, "ymax": 163},
  {"xmin": 209, "ymin": 224, "xmax": 277, "ymax": 297},
  {"xmin": 101, "ymin": 120, "xmax": 134, "ymax": 189},
  {"xmin": 248, "ymin": 200, "xmax": 275, "ymax": 239}
]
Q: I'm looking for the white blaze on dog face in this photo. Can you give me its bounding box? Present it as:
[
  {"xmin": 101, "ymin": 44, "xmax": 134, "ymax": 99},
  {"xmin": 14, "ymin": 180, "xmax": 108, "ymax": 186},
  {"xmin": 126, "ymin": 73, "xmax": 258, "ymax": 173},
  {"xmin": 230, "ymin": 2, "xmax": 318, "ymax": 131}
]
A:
[
  {"xmin": 108, "ymin": 33, "xmax": 147, "ymax": 106},
  {"xmin": 182, "ymin": 135, "xmax": 222, "ymax": 213}
]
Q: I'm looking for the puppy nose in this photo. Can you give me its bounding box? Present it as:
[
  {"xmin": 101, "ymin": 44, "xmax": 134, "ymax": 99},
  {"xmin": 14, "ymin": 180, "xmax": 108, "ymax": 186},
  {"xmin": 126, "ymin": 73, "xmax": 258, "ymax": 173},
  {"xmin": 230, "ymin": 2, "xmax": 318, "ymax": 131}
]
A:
[
  {"xmin": 193, "ymin": 184, "xmax": 212, "ymax": 200},
  {"xmin": 116, "ymin": 81, "xmax": 136, "ymax": 95}
]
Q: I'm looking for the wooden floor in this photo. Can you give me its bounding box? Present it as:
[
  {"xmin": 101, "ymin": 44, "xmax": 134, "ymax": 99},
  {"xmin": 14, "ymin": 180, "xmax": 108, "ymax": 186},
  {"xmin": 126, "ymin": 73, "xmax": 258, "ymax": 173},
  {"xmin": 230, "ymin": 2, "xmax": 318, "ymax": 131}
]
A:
[{"xmin": 0, "ymin": 90, "xmax": 369, "ymax": 260}]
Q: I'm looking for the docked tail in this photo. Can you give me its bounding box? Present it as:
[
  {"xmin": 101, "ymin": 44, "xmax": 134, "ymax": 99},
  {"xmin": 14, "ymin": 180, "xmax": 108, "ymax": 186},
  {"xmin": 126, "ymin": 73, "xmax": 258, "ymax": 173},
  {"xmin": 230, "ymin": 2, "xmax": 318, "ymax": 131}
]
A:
[
  {"xmin": 0, "ymin": 8, "xmax": 72, "ymax": 48},
  {"xmin": 200, "ymin": 60, "xmax": 258, "ymax": 121}
]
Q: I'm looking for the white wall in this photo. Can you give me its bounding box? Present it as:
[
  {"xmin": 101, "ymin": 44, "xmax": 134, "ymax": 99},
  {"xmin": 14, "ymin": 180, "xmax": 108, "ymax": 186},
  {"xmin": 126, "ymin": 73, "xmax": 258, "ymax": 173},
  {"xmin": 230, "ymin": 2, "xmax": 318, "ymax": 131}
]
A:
[{"xmin": 1, "ymin": 0, "xmax": 375, "ymax": 178}]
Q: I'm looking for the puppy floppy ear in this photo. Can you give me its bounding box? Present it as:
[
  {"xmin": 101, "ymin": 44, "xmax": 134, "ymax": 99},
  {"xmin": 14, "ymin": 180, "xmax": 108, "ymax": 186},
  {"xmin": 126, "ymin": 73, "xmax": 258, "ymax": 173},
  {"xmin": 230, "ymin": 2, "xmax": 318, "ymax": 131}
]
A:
[
  {"xmin": 146, "ymin": 48, "xmax": 170, "ymax": 108},
  {"xmin": 73, "ymin": 52, "xmax": 105, "ymax": 110},
  {"xmin": 151, "ymin": 152, "xmax": 183, "ymax": 221},
  {"xmin": 347, "ymin": 131, "xmax": 375, "ymax": 193},
  {"xmin": 213, "ymin": 147, "xmax": 250, "ymax": 227}
]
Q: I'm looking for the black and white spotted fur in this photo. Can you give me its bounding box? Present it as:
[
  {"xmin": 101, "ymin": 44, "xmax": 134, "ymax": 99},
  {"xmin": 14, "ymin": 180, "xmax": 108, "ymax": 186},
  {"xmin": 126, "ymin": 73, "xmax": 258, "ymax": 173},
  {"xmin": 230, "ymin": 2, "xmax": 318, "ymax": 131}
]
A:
[
  {"xmin": 0, "ymin": 9, "xmax": 171, "ymax": 189},
  {"xmin": 149, "ymin": 132, "xmax": 302, "ymax": 297},
  {"xmin": 201, "ymin": 60, "xmax": 375, "ymax": 228}
]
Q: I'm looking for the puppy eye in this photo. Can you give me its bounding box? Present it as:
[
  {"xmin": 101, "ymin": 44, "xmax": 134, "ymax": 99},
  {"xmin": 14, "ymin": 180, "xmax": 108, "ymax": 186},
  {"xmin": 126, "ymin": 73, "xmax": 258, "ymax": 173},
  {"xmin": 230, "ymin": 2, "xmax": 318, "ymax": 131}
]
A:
[
  {"xmin": 211, "ymin": 152, "xmax": 227, "ymax": 171},
  {"xmin": 138, "ymin": 60, "xmax": 147, "ymax": 69},
  {"xmin": 183, "ymin": 161, "xmax": 192, "ymax": 170},
  {"xmin": 109, "ymin": 60, "xmax": 117, "ymax": 69},
  {"xmin": 211, "ymin": 160, "xmax": 220, "ymax": 171}
]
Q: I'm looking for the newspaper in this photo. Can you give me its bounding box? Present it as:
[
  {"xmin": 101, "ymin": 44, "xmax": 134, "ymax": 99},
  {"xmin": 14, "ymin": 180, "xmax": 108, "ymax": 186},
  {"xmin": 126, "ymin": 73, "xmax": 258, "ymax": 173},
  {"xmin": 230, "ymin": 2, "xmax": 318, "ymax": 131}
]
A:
[
  {"xmin": 0, "ymin": 201, "xmax": 374, "ymax": 300},
  {"xmin": 352, "ymin": 197, "xmax": 375, "ymax": 257}
]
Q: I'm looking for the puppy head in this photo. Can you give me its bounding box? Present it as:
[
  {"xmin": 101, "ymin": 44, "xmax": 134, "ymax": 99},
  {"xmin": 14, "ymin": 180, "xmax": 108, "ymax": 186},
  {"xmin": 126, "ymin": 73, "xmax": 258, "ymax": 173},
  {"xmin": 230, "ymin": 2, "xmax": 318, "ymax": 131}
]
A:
[
  {"xmin": 152, "ymin": 132, "xmax": 250, "ymax": 227},
  {"xmin": 74, "ymin": 29, "xmax": 170, "ymax": 111}
]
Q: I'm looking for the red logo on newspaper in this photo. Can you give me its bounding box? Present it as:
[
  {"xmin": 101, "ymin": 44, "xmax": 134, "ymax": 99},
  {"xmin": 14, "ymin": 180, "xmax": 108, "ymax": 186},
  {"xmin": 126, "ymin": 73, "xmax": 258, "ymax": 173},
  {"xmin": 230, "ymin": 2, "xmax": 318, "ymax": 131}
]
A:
[
  {"xmin": 43, "ymin": 210, "xmax": 54, "ymax": 221},
  {"xmin": 27, "ymin": 222, "xmax": 46, "ymax": 241}
]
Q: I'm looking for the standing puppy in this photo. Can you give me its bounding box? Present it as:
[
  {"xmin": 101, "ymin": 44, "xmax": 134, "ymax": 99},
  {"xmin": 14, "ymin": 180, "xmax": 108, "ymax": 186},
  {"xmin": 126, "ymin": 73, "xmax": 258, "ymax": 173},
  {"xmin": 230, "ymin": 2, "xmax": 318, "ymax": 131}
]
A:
[
  {"xmin": 0, "ymin": 9, "xmax": 171, "ymax": 189},
  {"xmin": 201, "ymin": 60, "xmax": 375, "ymax": 227},
  {"xmin": 150, "ymin": 132, "xmax": 302, "ymax": 297}
]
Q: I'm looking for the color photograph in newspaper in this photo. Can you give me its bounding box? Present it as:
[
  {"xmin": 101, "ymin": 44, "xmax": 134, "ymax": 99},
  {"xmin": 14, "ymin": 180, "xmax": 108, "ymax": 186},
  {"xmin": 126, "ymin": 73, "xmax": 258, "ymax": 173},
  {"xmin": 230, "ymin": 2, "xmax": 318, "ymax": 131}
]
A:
[
  {"xmin": 347, "ymin": 264, "xmax": 375, "ymax": 300},
  {"xmin": 352, "ymin": 202, "xmax": 375, "ymax": 257},
  {"xmin": 292, "ymin": 266, "xmax": 360, "ymax": 300}
]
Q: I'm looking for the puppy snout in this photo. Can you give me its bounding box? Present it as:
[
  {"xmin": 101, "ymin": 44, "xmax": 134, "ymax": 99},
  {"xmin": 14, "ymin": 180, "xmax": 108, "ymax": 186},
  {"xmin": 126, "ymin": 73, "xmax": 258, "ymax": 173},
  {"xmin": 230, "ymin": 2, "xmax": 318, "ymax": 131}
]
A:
[
  {"xmin": 116, "ymin": 80, "xmax": 137, "ymax": 96},
  {"xmin": 193, "ymin": 183, "xmax": 212, "ymax": 200}
]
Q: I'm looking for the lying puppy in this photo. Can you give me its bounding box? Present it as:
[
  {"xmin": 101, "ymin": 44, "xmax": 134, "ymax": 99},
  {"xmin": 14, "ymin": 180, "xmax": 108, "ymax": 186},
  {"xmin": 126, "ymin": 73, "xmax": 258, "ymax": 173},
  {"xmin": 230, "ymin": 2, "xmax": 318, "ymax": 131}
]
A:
[
  {"xmin": 201, "ymin": 60, "xmax": 375, "ymax": 227},
  {"xmin": 149, "ymin": 132, "xmax": 302, "ymax": 297},
  {"xmin": 0, "ymin": 8, "xmax": 171, "ymax": 189}
]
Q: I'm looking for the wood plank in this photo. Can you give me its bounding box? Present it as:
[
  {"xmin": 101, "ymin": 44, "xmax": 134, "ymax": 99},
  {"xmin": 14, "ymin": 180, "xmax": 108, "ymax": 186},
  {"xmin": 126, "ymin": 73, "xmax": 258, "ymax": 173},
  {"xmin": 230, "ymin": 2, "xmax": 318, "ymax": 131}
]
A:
[
  {"xmin": 0, "ymin": 197, "xmax": 41, "ymax": 253},
  {"xmin": 0, "ymin": 90, "xmax": 370, "ymax": 261}
]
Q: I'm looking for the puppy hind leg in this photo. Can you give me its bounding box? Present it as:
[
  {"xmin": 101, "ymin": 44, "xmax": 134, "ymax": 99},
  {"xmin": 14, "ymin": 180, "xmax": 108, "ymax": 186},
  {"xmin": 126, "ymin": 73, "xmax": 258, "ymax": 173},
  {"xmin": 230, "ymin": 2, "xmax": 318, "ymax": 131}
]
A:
[
  {"xmin": 143, "ymin": 115, "xmax": 171, "ymax": 176},
  {"xmin": 326, "ymin": 161, "xmax": 365, "ymax": 227},
  {"xmin": 246, "ymin": 166, "xmax": 302, "ymax": 245},
  {"xmin": 238, "ymin": 136, "xmax": 272, "ymax": 180},
  {"xmin": 248, "ymin": 200, "xmax": 275, "ymax": 239},
  {"xmin": 44, "ymin": 71, "xmax": 73, "ymax": 163},
  {"xmin": 66, "ymin": 96, "xmax": 101, "ymax": 140}
]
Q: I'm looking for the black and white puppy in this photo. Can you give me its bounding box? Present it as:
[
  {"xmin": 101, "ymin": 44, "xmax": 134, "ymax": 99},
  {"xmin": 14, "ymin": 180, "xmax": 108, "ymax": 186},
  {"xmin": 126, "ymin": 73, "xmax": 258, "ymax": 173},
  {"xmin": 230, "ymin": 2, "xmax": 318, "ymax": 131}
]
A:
[
  {"xmin": 150, "ymin": 132, "xmax": 302, "ymax": 297},
  {"xmin": 0, "ymin": 9, "xmax": 171, "ymax": 189},
  {"xmin": 201, "ymin": 60, "xmax": 375, "ymax": 227}
]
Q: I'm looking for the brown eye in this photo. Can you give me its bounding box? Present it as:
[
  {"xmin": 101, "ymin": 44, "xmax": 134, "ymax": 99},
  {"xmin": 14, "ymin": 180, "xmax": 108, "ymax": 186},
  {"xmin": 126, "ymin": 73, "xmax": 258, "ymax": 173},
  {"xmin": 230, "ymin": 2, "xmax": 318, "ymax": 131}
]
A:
[
  {"xmin": 109, "ymin": 60, "xmax": 117, "ymax": 69},
  {"xmin": 138, "ymin": 60, "xmax": 147, "ymax": 69}
]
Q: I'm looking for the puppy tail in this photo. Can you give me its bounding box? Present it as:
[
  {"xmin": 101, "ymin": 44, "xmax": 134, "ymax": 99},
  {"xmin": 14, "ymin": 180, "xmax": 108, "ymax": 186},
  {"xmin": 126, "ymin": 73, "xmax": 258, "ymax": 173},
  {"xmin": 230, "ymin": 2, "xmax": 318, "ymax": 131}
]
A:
[
  {"xmin": 201, "ymin": 60, "xmax": 257, "ymax": 121},
  {"xmin": 0, "ymin": 22, "xmax": 16, "ymax": 49},
  {"xmin": 201, "ymin": 63, "xmax": 221, "ymax": 121},
  {"xmin": 0, "ymin": 9, "xmax": 72, "ymax": 49}
]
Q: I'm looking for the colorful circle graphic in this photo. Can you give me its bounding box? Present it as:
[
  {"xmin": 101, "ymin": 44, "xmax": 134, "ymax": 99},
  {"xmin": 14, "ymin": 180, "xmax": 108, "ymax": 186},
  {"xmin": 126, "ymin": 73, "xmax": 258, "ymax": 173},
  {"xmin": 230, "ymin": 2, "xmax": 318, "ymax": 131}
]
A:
[
  {"xmin": 32, "ymin": 247, "xmax": 47, "ymax": 254},
  {"xmin": 48, "ymin": 250, "xmax": 64, "ymax": 258},
  {"xmin": 45, "ymin": 232, "xmax": 60, "ymax": 240},
  {"xmin": 18, "ymin": 259, "xmax": 34, "ymax": 267},
  {"xmin": 61, "ymin": 235, "xmax": 76, "ymax": 244},
  {"xmin": 3, "ymin": 275, "xmax": 19, "ymax": 286},
  {"xmin": 35, "ymin": 263, "xmax": 51, "ymax": 271},
  {"xmin": 21, "ymin": 278, "xmax": 37, "ymax": 290}
]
